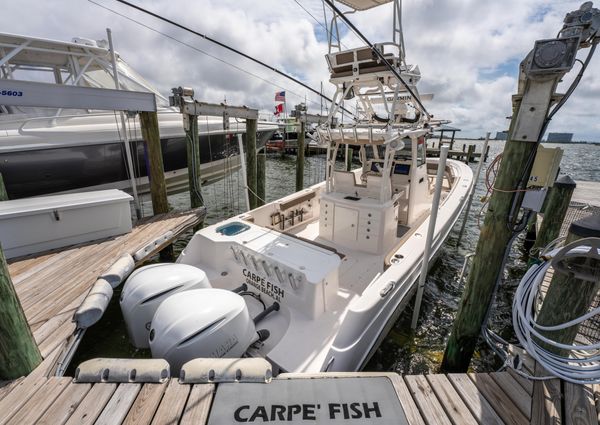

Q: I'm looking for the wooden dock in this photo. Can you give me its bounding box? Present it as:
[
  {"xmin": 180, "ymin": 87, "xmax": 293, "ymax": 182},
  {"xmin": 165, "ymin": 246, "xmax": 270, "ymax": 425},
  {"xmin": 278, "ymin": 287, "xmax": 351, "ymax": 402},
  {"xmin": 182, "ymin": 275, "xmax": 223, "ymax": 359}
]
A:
[
  {"xmin": 5, "ymin": 209, "xmax": 204, "ymax": 378},
  {"xmin": 1, "ymin": 368, "xmax": 599, "ymax": 424}
]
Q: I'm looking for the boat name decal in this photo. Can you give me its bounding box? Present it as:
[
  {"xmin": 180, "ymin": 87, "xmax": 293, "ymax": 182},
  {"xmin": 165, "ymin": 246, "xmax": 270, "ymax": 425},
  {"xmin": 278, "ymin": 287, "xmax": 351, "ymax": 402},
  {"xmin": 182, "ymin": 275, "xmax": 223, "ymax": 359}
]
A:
[
  {"xmin": 233, "ymin": 402, "xmax": 382, "ymax": 422},
  {"xmin": 0, "ymin": 90, "xmax": 23, "ymax": 97},
  {"xmin": 242, "ymin": 268, "xmax": 285, "ymax": 302}
]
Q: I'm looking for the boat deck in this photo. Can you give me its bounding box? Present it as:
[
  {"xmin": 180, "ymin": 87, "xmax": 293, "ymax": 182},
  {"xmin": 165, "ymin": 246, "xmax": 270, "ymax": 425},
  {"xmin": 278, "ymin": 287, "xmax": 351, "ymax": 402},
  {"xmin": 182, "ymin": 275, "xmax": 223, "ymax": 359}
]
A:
[
  {"xmin": 6, "ymin": 209, "xmax": 204, "ymax": 377},
  {"xmin": 0, "ymin": 369, "xmax": 598, "ymax": 424}
]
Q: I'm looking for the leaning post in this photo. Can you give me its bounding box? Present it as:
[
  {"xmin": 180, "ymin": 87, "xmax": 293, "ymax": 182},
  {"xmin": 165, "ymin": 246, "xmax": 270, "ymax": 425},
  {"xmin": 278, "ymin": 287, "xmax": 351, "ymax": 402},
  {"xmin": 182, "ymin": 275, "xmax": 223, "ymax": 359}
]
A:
[
  {"xmin": 246, "ymin": 118, "xmax": 258, "ymax": 209},
  {"xmin": 530, "ymin": 175, "xmax": 576, "ymax": 260},
  {"xmin": 0, "ymin": 243, "xmax": 42, "ymax": 379},
  {"xmin": 441, "ymin": 9, "xmax": 595, "ymax": 372},
  {"xmin": 296, "ymin": 120, "xmax": 306, "ymax": 191}
]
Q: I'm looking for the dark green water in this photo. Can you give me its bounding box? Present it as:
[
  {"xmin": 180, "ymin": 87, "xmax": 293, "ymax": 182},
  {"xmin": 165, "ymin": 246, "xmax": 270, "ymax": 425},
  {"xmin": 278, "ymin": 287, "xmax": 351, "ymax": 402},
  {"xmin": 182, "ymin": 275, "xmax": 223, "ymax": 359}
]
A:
[{"xmin": 69, "ymin": 140, "xmax": 600, "ymax": 375}]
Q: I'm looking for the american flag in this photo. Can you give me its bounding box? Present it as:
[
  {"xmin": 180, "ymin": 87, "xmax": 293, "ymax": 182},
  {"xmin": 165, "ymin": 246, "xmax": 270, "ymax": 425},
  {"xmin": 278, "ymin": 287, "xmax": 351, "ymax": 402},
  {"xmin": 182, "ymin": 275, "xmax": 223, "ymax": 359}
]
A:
[{"xmin": 275, "ymin": 91, "xmax": 286, "ymax": 102}]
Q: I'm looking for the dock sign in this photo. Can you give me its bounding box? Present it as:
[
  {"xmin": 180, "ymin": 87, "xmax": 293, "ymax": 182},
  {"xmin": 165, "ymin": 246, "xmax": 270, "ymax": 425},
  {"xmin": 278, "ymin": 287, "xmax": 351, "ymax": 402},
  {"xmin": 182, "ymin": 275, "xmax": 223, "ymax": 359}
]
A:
[{"xmin": 208, "ymin": 376, "xmax": 408, "ymax": 424}]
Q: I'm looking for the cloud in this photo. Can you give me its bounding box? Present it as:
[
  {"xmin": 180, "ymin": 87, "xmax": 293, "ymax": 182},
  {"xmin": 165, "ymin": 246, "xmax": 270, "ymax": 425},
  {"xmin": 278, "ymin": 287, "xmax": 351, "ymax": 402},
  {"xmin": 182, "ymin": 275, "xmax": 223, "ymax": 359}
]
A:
[{"xmin": 0, "ymin": 0, "xmax": 597, "ymax": 140}]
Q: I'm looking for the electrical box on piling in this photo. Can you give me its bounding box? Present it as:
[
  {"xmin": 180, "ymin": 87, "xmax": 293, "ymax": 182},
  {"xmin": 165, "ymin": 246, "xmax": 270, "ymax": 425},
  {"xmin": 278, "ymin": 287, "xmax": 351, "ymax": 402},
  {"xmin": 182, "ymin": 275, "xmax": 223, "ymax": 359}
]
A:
[{"xmin": 527, "ymin": 146, "xmax": 564, "ymax": 188}]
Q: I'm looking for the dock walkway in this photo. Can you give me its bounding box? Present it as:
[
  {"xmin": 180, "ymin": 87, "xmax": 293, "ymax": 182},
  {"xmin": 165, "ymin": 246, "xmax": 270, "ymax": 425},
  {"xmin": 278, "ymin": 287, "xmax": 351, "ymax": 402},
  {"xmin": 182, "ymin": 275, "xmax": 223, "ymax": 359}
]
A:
[
  {"xmin": 0, "ymin": 369, "xmax": 598, "ymax": 424},
  {"xmin": 6, "ymin": 209, "xmax": 204, "ymax": 377}
]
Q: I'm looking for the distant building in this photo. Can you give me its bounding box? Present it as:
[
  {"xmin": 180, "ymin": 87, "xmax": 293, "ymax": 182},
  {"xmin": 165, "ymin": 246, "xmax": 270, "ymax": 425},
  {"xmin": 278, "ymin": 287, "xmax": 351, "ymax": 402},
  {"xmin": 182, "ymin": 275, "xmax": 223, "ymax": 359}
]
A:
[
  {"xmin": 546, "ymin": 132, "xmax": 573, "ymax": 143},
  {"xmin": 495, "ymin": 131, "xmax": 509, "ymax": 140}
]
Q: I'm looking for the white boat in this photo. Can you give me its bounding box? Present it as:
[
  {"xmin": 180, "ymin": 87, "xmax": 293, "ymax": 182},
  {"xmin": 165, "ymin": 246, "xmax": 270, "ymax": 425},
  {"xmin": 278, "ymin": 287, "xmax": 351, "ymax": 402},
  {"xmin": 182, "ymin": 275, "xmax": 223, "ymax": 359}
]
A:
[
  {"xmin": 119, "ymin": 0, "xmax": 473, "ymax": 374},
  {"xmin": 0, "ymin": 32, "xmax": 278, "ymax": 199}
]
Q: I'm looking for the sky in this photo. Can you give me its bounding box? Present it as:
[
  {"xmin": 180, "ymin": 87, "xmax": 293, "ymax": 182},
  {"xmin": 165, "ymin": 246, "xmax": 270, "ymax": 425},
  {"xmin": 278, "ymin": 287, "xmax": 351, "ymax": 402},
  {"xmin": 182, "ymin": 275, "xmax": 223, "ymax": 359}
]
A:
[{"xmin": 1, "ymin": 0, "xmax": 599, "ymax": 140}]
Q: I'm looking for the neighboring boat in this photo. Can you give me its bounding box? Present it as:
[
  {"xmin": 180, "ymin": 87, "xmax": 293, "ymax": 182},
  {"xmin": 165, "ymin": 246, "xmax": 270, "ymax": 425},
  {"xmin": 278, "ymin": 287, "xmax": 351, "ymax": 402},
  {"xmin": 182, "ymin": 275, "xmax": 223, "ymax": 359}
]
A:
[
  {"xmin": 0, "ymin": 32, "xmax": 278, "ymax": 199},
  {"xmin": 120, "ymin": 0, "xmax": 473, "ymax": 374}
]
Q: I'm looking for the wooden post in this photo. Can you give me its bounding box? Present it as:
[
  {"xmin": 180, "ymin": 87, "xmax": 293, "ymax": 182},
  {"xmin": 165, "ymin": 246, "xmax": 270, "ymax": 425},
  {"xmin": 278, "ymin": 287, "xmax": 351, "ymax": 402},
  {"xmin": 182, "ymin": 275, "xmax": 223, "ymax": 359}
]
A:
[
  {"xmin": 530, "ymin": 176, "xmax": 576, "ymax": 260},
  {"xmin": 441, "ymin": 98, "xmax": 543, "ymax": 372},
  {"xmin": 536, "ymin": 215, "xmax": 600, "ymax": 353},
  {"xmin": 0, "ymin": 243, "xmax": 42, "ymax": 379},
  {"xmin": 139, "ymin": 111, "xmax": 169, "ymax": 215},
  {"xmin": 185, "ymin": 114, "xmax": 203, "ymax": 209},
  {"xmin": 296, "ymin": 120, "xmax": 305, "ymax": 191},
  {"xmin": 246, "ymin": 119, "xmax": 258, "ymax": 210},
  {"xmin": 0, "ymin": 172, "xmax": 8, "ymax": 201},
  {"xmin": 346, "ymin": 148, "xmax": 354, "ymax": 171},
  {"xmin": 257, "ymin": 149, "xmax": 266, "ymax": 207},
  {"xmin": 139, "ymin": 111, "xmax": 172, "ymax": 261},
  {"xmin": 484, "ymin": 144, "xmax": 491, "ymax": 162},
  {"xmin": 465, "ymin": 144, "xmax": 475, "ymax": 164}
]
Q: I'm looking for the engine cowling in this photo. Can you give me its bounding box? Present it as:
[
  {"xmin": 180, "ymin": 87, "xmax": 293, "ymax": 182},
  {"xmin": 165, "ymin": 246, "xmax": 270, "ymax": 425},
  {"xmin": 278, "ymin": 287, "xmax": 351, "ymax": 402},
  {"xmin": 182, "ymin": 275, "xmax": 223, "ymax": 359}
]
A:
[
  {"xmin": 120, "ymin": 263, "xmax": 211, "ymax": 348},
  {"xmin": 149, "ymin": 288, "xmax": 256, "ymax": 374}
]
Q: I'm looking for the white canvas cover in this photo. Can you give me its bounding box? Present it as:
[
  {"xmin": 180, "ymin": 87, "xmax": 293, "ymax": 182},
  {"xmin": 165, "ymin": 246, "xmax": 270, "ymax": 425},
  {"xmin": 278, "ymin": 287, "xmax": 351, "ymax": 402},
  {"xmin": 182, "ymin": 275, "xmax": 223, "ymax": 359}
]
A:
[{"xmin": 336, "ymin": 0, "xmax": 392, "ymax": 11}]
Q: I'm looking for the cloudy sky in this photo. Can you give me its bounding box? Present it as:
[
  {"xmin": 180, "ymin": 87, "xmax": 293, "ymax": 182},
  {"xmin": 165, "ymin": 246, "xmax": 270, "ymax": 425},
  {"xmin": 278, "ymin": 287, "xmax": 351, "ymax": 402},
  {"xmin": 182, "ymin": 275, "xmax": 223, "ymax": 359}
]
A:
[{"xmin": 1, "ymin": 0, "xmax": 599, "ymax": 140}]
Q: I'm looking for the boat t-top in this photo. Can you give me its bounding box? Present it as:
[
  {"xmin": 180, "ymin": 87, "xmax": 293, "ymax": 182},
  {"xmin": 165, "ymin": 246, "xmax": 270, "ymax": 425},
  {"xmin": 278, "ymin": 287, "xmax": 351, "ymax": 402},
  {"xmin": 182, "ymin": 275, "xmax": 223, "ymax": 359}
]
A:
[{"xmin": 120, "ymin": 0, "xmax": 473, "ymax": 374}]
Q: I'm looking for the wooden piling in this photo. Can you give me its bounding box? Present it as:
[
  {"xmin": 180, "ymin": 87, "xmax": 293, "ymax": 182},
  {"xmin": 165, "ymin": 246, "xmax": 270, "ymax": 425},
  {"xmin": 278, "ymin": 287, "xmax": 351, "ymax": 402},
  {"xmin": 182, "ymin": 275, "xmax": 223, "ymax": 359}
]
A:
[
  {"xmin": 530, "ymin": 176, "xmax": 576, "ymax": 260},
  {"xmin": 346, "ymin": 148, "xmax": 354, "ymax": 171},
  {"xmin": 139, "ymin": 111, "xmax": 172, "ymax": 260},
  {"xmin": 0, "ymin": 172, "xmax": 7, "ymax": 201},
  {"xmin": 139, "ymin": 111, "xmax": 169, "ymax": 215},
  {"xmin": 185, "ymin": 114, "xmax": 203, "ymax": 210},
  {"xmin": 442, "ymin": 98, "xmax": 542, "ymax": 372},
  {"xmin": 246, "ymin": 119, "xmax": 258, "ymax": 210},
  {"xmin": 257, "ymin": 149, "xmax": 266, "ymax": 207},
  {"xmin": 466, "ymin": 145, "xmax": 475, "ymax": 164},
  {"xmin": 0, "ymin": 243, "xmax": 42, "ymax": 379},
  {"xmin": 296, "ymin": 120, "xmax": 305, "ymax": 191},
  {"xmin": 536, "ymin": 215, "xmax": 600, "ymax": 353}
]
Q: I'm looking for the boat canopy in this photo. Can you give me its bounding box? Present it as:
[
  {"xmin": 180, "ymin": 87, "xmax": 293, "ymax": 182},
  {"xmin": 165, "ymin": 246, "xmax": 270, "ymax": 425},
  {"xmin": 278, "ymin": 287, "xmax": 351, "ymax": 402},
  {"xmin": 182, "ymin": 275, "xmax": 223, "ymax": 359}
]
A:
[{"xmin": 336, "ymin": 0, "xmax": 393, "ymax": 11}]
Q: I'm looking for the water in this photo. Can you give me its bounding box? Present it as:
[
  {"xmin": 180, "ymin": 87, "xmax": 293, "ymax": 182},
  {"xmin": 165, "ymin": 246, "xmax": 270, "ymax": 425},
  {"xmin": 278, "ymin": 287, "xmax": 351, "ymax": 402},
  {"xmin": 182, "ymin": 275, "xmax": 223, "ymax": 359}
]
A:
[{"xmin": 69, "ymin": 140, "xmax": 600, "ymax": 374}]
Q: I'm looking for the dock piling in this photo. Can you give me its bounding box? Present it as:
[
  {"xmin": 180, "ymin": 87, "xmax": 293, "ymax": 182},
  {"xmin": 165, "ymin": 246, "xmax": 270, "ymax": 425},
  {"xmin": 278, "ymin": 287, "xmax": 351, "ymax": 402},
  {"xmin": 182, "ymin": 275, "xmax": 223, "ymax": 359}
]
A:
[
  {"xmin": 246, "ymin": 118, "xmax": 258, "ymax": 209},
  {"xmin": 296, "ymin": 120, "xmax": 305, "ymax": 191},
  {"xmin": 257, "ymin": 149, "xmax": 266, "ymax": 207},
  {"xmin": 0, "ymin": 244, "xmax": 42, "ymax": 379},
  {"xmin": 536, "ymin": 215, "xmax": 600, "ymax": 354},
  {"xmin": 185, "ymin": 114, "xmax": 203, "ymax": 210},
  {"xmin": 530, "ymin": 175, "xmax": 576, "ymax": 260},
  {"xmin": 0, "ymin": 172, "xmax": 8, "ymax": 201}
]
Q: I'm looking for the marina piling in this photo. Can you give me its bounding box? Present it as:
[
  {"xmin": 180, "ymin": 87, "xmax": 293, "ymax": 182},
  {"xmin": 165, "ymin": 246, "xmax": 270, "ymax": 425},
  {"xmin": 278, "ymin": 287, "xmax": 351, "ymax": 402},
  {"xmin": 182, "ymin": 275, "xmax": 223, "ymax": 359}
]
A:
[
  {"xmin": 466, "ymin": 144, "xmax": 475, "ymax": 164},
  {"xmin": 0, "ymin": 172, "xmax": 7, "ymax": 201},
  {"xmin": 536, "ymin": 215, "xmax": 600, "ymax": 354},
  {"xmin": 530, "ymin": 176, "xmax": 576, "ymax": 260},
  {"xmin": 296, "ymin": 120, "xmax": 305, "ymax": 191},
  {"xmin": 185, "ymin": 114, "xmax": 203, "ymax": 210},
  {"xmin": 246, "ymin": 118, "xmax": 258, "ymax": 209},
  {"xmin": 346, "ymin": 148, "xmax": 354, "ymax": 171},
  {"xmin": 0, "ymin": 244, "xmax": 42, "ymax": 379},
  {"xmin": 139, "ymin": 111, "xmax": 172, "ymax": 260},
  {"xmin": 257, "ymin": 149, "xmax": 266, "ymax": 207}
]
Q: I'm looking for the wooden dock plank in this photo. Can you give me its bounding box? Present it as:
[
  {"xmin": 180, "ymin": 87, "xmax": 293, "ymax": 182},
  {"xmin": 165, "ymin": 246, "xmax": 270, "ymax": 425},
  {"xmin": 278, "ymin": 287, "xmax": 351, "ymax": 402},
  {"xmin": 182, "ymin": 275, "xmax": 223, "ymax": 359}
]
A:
[
  {"xmin": 5, "ymin": 376, "xmax": 71, "ymax": 425},
  {"xmin": 0, "ymin": 377, "xmax": 48, "ymax": 424},
  {"xmin": 95, "ymin": 383, "xmax": 142, "ymax": 425},
  {"xmin": 122, "ymin": 383, "xmax": 167, "ymax": 425},
  {"xmin": 530, "ymin": 374, "xmax": 561, "ymax": 425},
  {"xmin": 37, "ymin": 382, "xmax": 92, "ymax": 425},
  {"xmin": 389, "ymin": 375, "xmax": 426, "ymax": 425},
  {"xmin": 404, "ymin": 375, "xmax": 453, "ymax": 425},
  {"xmin": 490, "ymin": 372, "xmax": 531, "ymax": 419},
  {"xmin": 64, "ymin": 382, "xmax": 117, "ymax": 425},
  {"xmin": 564, "ymin": 382, "xmax": 596, "ymax": 425},
  {"xmin": 151, "ymin": 379, "xmax": 192, "ymax": 425},
  {"xmin": 507, "ymin": 368, "xmax": 534, "ymax": 396},
  {"xmin": 447, "ymin": 374, "xmax": 503, "ymax": 425},
  {"xmin": 468, "ymin": 373, "xmax": 528, "ymax": 425},
  {"xmin": 0, "ymin": 379, "xmax": 22, "ymax": 402},
  {"xmin": 425, "ymin": 374, "xmax": 478, "ymax": 425},
  {"xmin": 180, "ymin": 384, "xmax": 215, "ymax": 425}
]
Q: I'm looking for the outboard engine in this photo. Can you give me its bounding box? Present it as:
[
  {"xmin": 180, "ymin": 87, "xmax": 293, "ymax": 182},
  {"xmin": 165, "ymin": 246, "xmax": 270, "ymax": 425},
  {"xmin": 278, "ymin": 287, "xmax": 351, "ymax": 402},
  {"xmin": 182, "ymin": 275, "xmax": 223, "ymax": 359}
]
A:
[
  {"xmin": 149, "ymin": 288, "xmax": 257, "ymax": 374},
  {"xmin": 120, "ymin": 263, "xmax": 211, "ymax": 348}
]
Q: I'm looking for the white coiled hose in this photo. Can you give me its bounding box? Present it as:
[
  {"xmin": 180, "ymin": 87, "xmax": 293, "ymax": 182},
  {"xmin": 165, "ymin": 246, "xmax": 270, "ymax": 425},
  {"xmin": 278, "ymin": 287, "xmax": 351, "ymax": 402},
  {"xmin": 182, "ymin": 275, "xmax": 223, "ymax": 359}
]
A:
[{"xmin": 512, "ymin": 238, "xmax": 600, "ymax": 384}]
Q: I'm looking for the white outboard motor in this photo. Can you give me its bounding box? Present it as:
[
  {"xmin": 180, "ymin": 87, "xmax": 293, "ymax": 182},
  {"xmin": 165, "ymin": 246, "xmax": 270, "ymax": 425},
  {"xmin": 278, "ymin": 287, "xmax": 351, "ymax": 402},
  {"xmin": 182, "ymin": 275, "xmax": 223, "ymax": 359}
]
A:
[
  {"xmin": 120, "ymin": 263, "xmax": 211, "ymax": 349},
  {"xmin": 149, "ymin": 288, "xmax": 257, "ymax": 374}
]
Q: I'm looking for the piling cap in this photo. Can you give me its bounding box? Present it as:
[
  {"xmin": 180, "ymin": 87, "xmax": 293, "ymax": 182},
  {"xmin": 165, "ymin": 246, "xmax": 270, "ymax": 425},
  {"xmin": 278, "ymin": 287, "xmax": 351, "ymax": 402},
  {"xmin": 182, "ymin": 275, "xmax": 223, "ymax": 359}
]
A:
[
  {"xmin": 554, "ymin": 175, "xmax": 576, "ymax": 189},
  {"xmin": 569, "ymin": 214, "xmax": 600, "ymax": 238}
]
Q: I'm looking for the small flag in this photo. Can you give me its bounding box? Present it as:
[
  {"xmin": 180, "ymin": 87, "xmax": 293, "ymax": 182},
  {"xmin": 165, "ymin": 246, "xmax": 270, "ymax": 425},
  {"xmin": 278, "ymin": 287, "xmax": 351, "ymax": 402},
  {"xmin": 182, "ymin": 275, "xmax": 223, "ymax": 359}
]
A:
[
  {"xmin": 275, "ymin": 91, "xmax": 286, "ymax": 102},
  {"xmin": 274, "ymin": 103, "xmax": 284, "ymax": 116}
]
